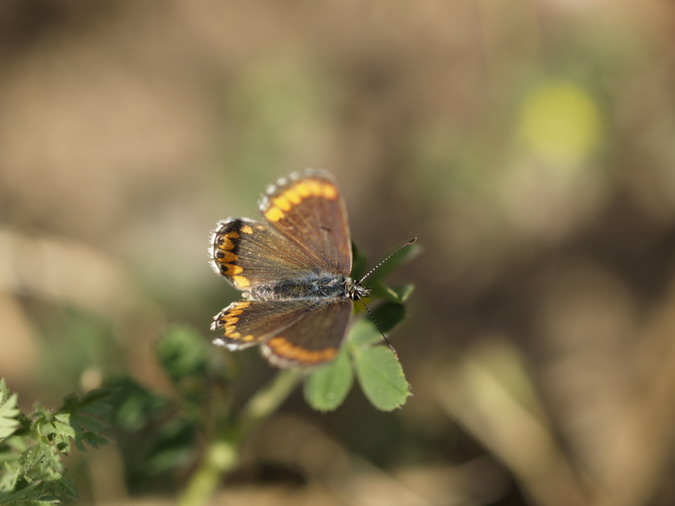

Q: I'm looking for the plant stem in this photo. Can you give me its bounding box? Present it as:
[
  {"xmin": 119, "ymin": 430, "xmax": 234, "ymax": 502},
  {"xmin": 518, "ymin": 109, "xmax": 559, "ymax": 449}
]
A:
[
  {"xmin": 240, "ymin": 368, "xmax": 303, "ymax": 430},
  {"xmin": 178, "ymin": 369, "xmax": 303, "ymax": 506}
]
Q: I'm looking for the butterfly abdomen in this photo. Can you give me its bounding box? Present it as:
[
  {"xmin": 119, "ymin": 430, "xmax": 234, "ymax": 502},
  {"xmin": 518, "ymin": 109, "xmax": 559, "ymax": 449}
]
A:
[{"xmin": 247, "ymin": 275, "xmax": 350, "ymax": 301}]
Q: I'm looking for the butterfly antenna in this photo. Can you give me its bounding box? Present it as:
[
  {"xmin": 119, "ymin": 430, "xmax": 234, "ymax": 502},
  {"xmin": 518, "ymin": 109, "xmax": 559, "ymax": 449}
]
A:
[
  {"xmin": 358, "ymin": 237, "xmax": 417, "ymax": 284},
  {"xmin": 354, "ymin": 237, "xmax": 417, "ymax": 356},
  {"xmin": 358, "ymin": 299, "xmax": 398, "ymax": 357}
]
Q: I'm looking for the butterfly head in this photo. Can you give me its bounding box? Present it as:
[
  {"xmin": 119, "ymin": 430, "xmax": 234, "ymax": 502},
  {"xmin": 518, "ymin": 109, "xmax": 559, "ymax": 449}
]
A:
[{"xmin": 346, "ymin": 278, "xmax": 370, "ymax": 301}]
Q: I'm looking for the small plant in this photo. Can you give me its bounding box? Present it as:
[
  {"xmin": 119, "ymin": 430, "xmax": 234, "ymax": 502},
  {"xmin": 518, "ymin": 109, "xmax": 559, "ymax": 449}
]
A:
[{"xmin": 0, "ymin": 380, "xmax": 112, "ymax": 504}]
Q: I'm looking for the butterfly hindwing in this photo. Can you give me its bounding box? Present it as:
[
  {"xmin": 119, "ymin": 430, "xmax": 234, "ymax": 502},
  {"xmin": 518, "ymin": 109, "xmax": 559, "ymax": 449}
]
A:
[
  {"xmin": 261, "ymin": 299, "xmax": 353, "ymax": 367},
  {"xmin": 259, "ymin": 170, "xmax": 352, "ymax": 277},
  {"xmin": 212, "ymin": 299, "xmax": 313, "ymax": 349},
  {"xmin": 212, "ymin": 299, "xmax": 353, "ymax": 367}
]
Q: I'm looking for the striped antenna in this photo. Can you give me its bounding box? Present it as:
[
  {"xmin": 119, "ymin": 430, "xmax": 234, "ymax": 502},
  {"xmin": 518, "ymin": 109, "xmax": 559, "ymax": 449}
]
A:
[{"xmin": 357, "ymin": 237, "xmax": 417, "ymax": 356}]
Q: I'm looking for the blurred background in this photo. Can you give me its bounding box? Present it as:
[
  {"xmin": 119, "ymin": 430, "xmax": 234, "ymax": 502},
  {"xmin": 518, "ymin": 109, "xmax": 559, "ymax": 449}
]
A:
[{"xmin": 2, "ymin": 0, "xmax": 675, "ymax": 505}]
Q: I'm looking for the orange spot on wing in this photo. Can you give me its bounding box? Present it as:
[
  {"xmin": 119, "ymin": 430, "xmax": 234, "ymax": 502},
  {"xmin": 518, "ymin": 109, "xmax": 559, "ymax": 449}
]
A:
[
  {"xmin": 273, "ymin": 196, "xmax": 292, "ymax": 211},
  {"xmin": 284, "ymin": 188, "xmax": 302, "ymax": 204},
  {"xmin": 233, "ymin": 275, "xmax": 250, "ymax": 288},
  {"xmin": 219, "ymin": 251, "xmax": 238, "ymax": 263},
  {"xmin": 267, "ymin": 337, "xmax": 338, "ymax": 364},
  {"xmin": 296, "ymin": 182, "xmax": 311, "ymax": 197},
  {"xmin": 307, "ymin": 181, "xmax": 322, "ymax": 196},
  {"xmin": 225, "ymin": 264, "xmax": 244, "ymax": 276},
  {"xmin": 322, "ymin": 183, "xmax": 338, "ymax": 199},
  {"xmin": 265, "ymin": 207, "xmax": 285, "ymax": 222},
  {"xmin": 219, "ymin": 237, "xmax": 236, "ymax": 250}
]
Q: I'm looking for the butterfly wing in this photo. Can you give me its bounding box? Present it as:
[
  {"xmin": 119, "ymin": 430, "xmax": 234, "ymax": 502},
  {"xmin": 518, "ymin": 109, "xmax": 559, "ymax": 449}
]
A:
[
  {"xmin": 258, "ymin": 169, "xmax": 352, "ymax": 277},
  {"xmin": 212, "ymin": 298, "xmax": 352, "ymax": 367},
  {"xmin": 211, "ymin": 217, "xmax": 333, "ymax": 291},
  {"xmin": 261, "ymin": 299, "xmax": 352, "ymax": 367}
]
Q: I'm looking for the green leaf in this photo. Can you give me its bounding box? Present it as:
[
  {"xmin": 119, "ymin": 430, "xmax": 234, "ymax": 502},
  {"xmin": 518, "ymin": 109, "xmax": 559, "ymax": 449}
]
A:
[
  {"xmin": 384, "ymin": 284, "xmax": 415, "ymax": 303},
  {"xmin": 371, "ymin": 302, "xmax": 406, "ymax": 334},
  {"xmin": 348, "ymin": 304, "xmax": 405, "ymax": 348},
  {"xmin": 304, "ymin": 351, "xmax": 354, "ymax": 411},
  {"xmin": 0, "ymin": 380, "xmax": 20, "ymax": 442},
  {"xmin": 156, "ymin": 325, "xmax": 210, "ymax": 385},
  {"xmin": 347, "ymin": 319, "xmax": 383, "ymax": 347},
  {"xmin": 0, "ymin": 478, "xmax": 78, "ymax": 504},
  {"xmin": 353, "ymin": 346, "xmax": 411, "ymax": 411},
  {"xmin": 33, "ymin": 389, "xmax": 113, "ymax": 454},
  {"xmin": 63, "ymin": 390, "xmax": 113, "ymax": 452},
  {"xmin": 0, "ymin": 460, "xmax": 21, "ymax": 492},
  {"xmin": 106, "ymin": 378, "xmax": 169, "ymax": 431},
  {"xmin": 35, "ymin": 413, "xmax": 75, "ymax": 454},
  {"xmin": 147, "ymin": 417, "xmax": 198, "ymax": 474},
  {"xmin": 17, "ymin": 444, "xmax": 63, "ymax": 483}
]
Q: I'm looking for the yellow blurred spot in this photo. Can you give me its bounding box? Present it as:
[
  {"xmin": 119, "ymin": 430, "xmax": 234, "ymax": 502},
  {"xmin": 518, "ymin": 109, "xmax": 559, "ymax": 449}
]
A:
[
  {"xmin": 240, "ymin": 225, "xmax": 254, "ymax": 234},
  {"xmin": 265, "ymin": 207, "xmax": 285, "ymax": 222},
  {"xmin": 284, "ymin": 188, "xmax": 302, "ymax": 204},
  {"xmin": 296, "ymin": 182, "xmax": 311, "ymax": 197},
  {"xmin": 233, "ymin": 275, "xmax": 250, "ymax": 288},
  {"xmin": 308, "ymin": 181, "xmax": 322, "ymax": 195},
  {"xmin": 273, "ymin": 196, "xmax": 292, "ymax": 211},
  {"xmin": 322, "ymin": 183, "xmax": 338, "ymax": 199},
  {"xmin": 226, "ymin": 264, "xmax": 243, "ymax": 275},
  {"xmin": 518, "ymin": 81, "xmax": 603, "ymax": 166}
]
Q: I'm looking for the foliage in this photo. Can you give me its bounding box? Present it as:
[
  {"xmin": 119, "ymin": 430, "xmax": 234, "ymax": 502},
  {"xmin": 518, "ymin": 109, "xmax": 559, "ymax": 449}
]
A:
[{"xmin": 0, "ymin": 380, "xmax": 113, "ymax": 504}]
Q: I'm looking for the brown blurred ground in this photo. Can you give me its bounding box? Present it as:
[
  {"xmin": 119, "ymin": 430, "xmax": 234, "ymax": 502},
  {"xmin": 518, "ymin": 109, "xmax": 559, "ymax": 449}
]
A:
[{"xmin": 1, "ymin": 1, "xmax": 675, "ymax": 505}]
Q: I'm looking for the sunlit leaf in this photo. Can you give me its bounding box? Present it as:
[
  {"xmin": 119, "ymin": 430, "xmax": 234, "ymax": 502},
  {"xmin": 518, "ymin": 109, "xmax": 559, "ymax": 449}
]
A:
[
  {"xmin": 304, "ymin": 351, "xmax": 354, "ymax": 412},
  {"xmin": 353, "ymin": 346, "xmax": 411, "ymax": 411},
  {"xmin": 348, "ymin": 304, "xmax": 405, "ymax": 348},
  {"xmin": 347, "ymin": 319, "xmax": 383, "ymax": 347},
  {"xmin": 0, "ymin": 380, "xmax": 20, "ymax": 442}
]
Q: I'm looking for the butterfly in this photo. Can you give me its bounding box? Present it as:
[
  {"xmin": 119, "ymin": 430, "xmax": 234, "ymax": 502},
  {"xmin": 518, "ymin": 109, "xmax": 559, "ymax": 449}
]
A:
[{"xmin": 209, "ymin": 169, "xmax": 372, "ymax": 368}]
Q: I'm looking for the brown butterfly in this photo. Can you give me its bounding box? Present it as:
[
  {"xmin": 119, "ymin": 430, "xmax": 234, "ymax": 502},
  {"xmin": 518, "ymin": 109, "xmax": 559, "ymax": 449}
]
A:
[{"xmin": 209, "ymin": 169, "xmax": 370, "ymax": 368}]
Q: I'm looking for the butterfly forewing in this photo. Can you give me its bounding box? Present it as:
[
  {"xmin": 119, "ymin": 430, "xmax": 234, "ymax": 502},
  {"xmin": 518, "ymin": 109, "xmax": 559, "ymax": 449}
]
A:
[
  {"xmin": 259, "ymin": 170, "xmax": 352, "ymax": 276},
  {"xmin": 211, "ymin": 217, "xmax": 341, "ymax": 291}
]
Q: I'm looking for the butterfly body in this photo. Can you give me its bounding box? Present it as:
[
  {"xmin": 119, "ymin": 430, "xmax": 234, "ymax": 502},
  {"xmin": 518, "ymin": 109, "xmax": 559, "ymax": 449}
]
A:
[
  {"xmin": 210, "ymin": 169, "xmax": 367, "ymax": 368},
  {"xmin": 246, "ymin": 275, "xmax": 358, "ymax": 301}
]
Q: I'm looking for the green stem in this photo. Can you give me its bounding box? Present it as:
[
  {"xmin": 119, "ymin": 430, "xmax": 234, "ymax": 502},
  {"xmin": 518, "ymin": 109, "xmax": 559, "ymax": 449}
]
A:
[
  {"xmin": 178, "ymin": 369, "xmax": 303, "ymax": 506},
  {"xmin": 240, "ymin": 368, "xmax": 303, "ymax": 429}
]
